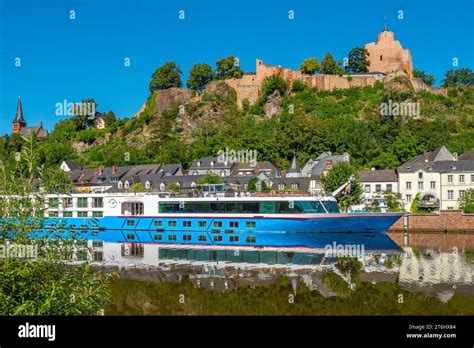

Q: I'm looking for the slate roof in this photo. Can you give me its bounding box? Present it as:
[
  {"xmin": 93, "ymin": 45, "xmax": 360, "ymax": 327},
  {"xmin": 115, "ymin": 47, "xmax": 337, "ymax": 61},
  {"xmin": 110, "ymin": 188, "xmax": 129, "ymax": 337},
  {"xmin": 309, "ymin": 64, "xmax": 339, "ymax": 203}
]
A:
[
  {"xmin": 398, "ymin": 146, "xmax": 454, "ymax": 173},
  {"xmin": 459, "ymin": 150, "xmax": 474, "ymax": 161},
  {"xmin": 190, "ymin": 157, "xmax": 235, "ymax": 170},
  {"xmin": 431, "ymin": 160, "xmax": 474, "ymax": 172},
  {"xmin": 358, "ymin": 169, "xmax": 398, "ymax": 182}
]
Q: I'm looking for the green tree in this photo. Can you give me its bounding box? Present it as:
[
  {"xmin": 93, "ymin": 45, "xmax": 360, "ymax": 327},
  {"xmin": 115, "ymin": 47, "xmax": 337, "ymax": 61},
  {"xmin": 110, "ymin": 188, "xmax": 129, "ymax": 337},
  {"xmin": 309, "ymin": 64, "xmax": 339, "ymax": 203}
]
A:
[
  {"xmin": 166, "ymin": 182, "xmax": 181, "ymax": 193},
  {"xmin": 259, "ymin": 76, "xmax": 288, "ymax": 104},
  {"xmin": 346, "ymin": 47, "xmax": 370, "ymax": 73},
  {"xmin": 320, "ymin": 52, "xmax": 341, "ymax": 74},
  {"xmin": 214, "ymin": 56, "xmax": 244, "ymax": 80},
  {"xmin": 320, "ymin": 162, "xmax": 362, "ymax": 211},
  {"xmin": 196, "ymin": 174, "xmax": 223, "ymax": 185},
  {"xmin": 70, "ymin": 98, "xmax": 98, "ymax": 131},
  {"xmin": 300, "ymin": 57, "xmax": 320, "ymax": 75},
  {"xmin": 149, "ymin": 62, "xmax": 183, "ymax": 92},
  {"xmin": 390, "ymin": 130, "xmax": 422, "ymax": 164},
  {"xmin": 457, "ymin": 188, "xmax": 474, "ymax": 213},
  {"xmin": 442, "ymin": 68, "xmax": 474, "ymax": 87},
  {"xmin": 413, "ymin": 69, "xmax": 435, "ymax": 86},
  {"xmin": 187, "ymin": 63, "xmax": 214, "ymax": 93},
  {"xmin": 383, "ymin": 191, "xmax": 404, "ymax": 212}
]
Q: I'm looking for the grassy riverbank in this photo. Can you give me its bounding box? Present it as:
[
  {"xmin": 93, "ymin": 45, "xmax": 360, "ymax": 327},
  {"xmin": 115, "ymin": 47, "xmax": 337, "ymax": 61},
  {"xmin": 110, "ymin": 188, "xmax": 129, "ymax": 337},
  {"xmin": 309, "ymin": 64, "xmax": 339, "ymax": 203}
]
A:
[{"xmin": 105, "ymin": 276, "xmax": 474, "ymax": 315}]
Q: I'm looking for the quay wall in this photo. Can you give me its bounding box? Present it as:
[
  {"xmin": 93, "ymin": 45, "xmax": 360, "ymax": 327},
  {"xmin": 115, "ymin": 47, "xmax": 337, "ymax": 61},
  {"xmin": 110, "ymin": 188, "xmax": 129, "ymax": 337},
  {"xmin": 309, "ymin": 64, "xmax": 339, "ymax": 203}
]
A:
[{"xmin": 388, "ymin": 210, "xmax": 474, "ymax": 233}]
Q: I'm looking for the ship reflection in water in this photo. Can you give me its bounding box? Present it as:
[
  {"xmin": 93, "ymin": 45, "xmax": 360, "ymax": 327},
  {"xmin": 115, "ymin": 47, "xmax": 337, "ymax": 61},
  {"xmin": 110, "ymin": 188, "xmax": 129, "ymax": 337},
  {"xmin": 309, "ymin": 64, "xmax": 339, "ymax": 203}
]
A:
[{"xmin": 77, "ymin": 230, "xmax": 474, "ymax": 299}]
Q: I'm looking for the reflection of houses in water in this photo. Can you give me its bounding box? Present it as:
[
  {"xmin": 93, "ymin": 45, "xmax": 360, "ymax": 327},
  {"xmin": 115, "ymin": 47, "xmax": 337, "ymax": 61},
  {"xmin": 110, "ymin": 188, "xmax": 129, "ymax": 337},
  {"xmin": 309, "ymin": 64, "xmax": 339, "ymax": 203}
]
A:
[{"xmin": 399, "ymin": 247, "xmax": 473, "ymax": 285}]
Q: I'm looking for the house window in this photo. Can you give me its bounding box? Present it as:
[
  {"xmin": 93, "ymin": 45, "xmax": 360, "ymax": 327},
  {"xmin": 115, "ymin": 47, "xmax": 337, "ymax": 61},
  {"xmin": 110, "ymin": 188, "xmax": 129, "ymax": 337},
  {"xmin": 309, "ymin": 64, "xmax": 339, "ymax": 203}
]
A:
[
  {"xmin": 198, "ymin": 235, "xmax": 207, "ymax": 242},
  {"xmin": 118, "ymin": 181, "xmax": 123, "ymax": 189},
  {"xmin": 92, "ymin": 211, "xmax": 103, "ymax": 218},
  {"xmin": 229, "ymin": 236, "xmax": 239, "ymax": 242},
  {"xmin": 220, "ymin": 170, "xmax": 226, "ymax": 177},
  {"xmin": 386, "ymin": 184, "xmax": 392, "ymax": 192},
  {"xmin": 213, "ymin": 221, "xmax": 223, "ymax": 228},
  {"xmin": 375, "ymin": 184, "xmax": 381, "ymax": 193},
  {"xmin": 246, "ymin": 236, "xmax": 256, "ymax": 243},
  {"xmin": 246, "ymin": 221, "xmax": 256, "ymax": 228},
  {"xmin": 291, "ymin": 183, "xmax": 298, "ymax": 190},
  {"xmin": 168, "ymin": 234, "xmax": 177, "ymax": 241},
  {"xmin": 92, "ymin": 240, "xmax": 103, "ymax": 248},
  {"xmin": 93, "ymin": 251, "xmax": 103, "ymax": 262},
  {"xmin": 154, "ymin": 220, "xmax": 162, "ymax": 227},
  {"xmin": 124, "ymin": 181, "xmax": 130, "ymax": 189},
  {"xmin": 111, "ymin": 177, "xmax": 118, "ymax": 183},
  {"xmin": 168, "ymin": 221, "xmax": 177, "ymax": 227},
  {"xmin": 145, "ymin": 181, "xmax": 151, "ymax": 189},
  {"xmin": 92, "ymin": 197, "xmax": 103, "ymax": 208},
  {"xmin": 380, "ymin": 55, "xmax": 383, "ymax": 61},
  {"xmin": 418, "ymin": 172, "xmax": 423, "ymax": 179},
  {"xmin": 183, "ymin": 234, "xmax": 192, "ymax": 241},
  {"xmin": 459, "ymin": 175, "xmax": 465, "ymax": 183},
  {"xmin": 77, "ymin": 197, "xmax": 88, "ymax": 208},
  {"xmin": 430, "ymin": 181, "xmax": 436, "ymax": 189},
  {"xmin": 213, "ymin": 235, "xmax": 223, "ymax": 242},
  {"xmin": 278, "ymin": 184, "xmax": 285, "ymax": 190},
  {"xmin": 153, "ymin": 234, "xmax": 162, "ymax": 241},
  {"xmin": 63, "ymin": 211, "xmax": 73, "ymax": 218},
  {"xmin": 418, "ymin": 182, "xmax": 423, "ymax": 190},
  {"xmin": 77, "ymin": 211, "xmax": 88, "ymax": 218},
  {"xmin": 447, "ymin": 190, "xmax": 454, "ymax": 200},
  {"xmin": 406, "ymin": 182, "xmax": 411, "ymax": 190},
  {"xmin": 364, "ymin": 184, "xmax": 370, "ymax": 193},
  {"xmin": 183, "ymin": 221, "xmax": 192, "ymax": 228},
  {"xmin": 459, "ymin": 190, "xmax": 465, "ymax": 198},
  {"xmin": 198, "ymin": 221, "xmax": 207, "ymax": 228},
  {"xmin": 48, "ymin": 211, "xmax": 59, "ymax": 217},
  {"xmin": 406, "ymin": 194, "xmax": 412, "ymax": 203},
  {"xmin": 448, "ymin": 175, "xmax": 453, "ymax": 183},
  {"xmin": 230, "ymin": 221, "xmax": 239, "ymax": 228},
  {"xmin": 471, "ymin": 174, "xmax": 474, "ymax": 182}
]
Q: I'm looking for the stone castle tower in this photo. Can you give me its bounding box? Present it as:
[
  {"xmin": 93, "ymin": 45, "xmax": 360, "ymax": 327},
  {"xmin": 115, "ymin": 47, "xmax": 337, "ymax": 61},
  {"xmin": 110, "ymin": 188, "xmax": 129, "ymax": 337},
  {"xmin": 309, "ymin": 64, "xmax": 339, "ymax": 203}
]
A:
[
  {"xmin": 12, "ymin": 96, "xmax": 26, "ymax": 134},
  {"xmin": 364, "ymin": 26, "xmax": 413, "ymax": 78}
]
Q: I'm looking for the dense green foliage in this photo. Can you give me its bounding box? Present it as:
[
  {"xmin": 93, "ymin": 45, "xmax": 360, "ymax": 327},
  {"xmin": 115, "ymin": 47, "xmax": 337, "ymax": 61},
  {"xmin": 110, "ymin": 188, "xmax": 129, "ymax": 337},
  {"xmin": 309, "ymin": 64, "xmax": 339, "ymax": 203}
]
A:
[
  {"xmin": 149, "ymin": 62, "xmax": 183, "ymax": 92},
  {"xmin": 457, "ymin": 188, "xmax": 474, "ymax": 213},
  {"xmin": 214, "ymin": 56, "xmax": 244, "ymax": 80},
  {"xmin": 413, "ymin": 69, "xmax": 435, "ymax": 86},
  {"xmin": 187, "ymin": 63, "xmax": 214, "ymax": 93},
  {"xmin": 320, "ymin": 52, "xmax": 343, "ymax": 74},
  {"xmin": 442, "ymin": 68, "xmax": 474, "ymax": 87},
  {"xmin": 106, "ymin": 276, "xmax": 474, "ymax": 315},
  {"xmin": 0, "ymin": 136, "xmax": 112, "ymax": 315},
  {"xmin": 321, "ymin": 162, "xmax": 362, "ymax": 211},
  {"xmin": 346, "ymin": 47, "xmax": 370, "ymax": 73},
  {"xmin": 300, "ymin": 57, "xmax": 320, "ymax": 75}
]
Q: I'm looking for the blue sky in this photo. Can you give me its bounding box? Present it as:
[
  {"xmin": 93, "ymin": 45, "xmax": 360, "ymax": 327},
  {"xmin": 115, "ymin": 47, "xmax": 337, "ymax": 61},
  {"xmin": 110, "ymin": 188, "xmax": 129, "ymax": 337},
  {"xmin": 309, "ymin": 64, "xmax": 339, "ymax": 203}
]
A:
[{"xmin": 0, "ymin": 0, "xmax": 473, "ymax": 136}]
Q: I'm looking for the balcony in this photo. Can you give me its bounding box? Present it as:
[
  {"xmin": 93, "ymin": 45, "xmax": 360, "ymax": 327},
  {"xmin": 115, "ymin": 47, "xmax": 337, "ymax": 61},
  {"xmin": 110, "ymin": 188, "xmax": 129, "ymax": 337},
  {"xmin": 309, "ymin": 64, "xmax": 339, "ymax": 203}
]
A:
[{"xmin": 418, "ymin": 198, "xmax": 440, "ymax": 208}]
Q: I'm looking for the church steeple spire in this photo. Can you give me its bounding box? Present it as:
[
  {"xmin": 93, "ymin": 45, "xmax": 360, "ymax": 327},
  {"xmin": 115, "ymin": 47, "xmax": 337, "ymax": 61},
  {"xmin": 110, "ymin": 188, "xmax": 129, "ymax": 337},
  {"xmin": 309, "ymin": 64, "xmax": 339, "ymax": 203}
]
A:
[{"xmin": 12, "ymin": 96, "xmax": 27, "ymax": 134}]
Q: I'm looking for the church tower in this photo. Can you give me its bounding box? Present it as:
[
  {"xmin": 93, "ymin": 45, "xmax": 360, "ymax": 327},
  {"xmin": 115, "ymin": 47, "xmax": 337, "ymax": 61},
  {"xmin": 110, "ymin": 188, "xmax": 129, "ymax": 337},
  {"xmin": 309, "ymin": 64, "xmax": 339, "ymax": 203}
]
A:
[{"xmin": 12, "ymin": 96, "xmax": 26, "ymax": 134}]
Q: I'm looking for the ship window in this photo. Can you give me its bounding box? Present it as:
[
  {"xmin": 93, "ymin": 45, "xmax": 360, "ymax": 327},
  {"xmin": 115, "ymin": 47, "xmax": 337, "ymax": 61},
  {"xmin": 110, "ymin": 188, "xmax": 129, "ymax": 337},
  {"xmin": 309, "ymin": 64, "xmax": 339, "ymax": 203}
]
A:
[
  {"xmin": 198, "ymin": 235, "xmax": 207, "ymax": 241},
  {"xmin": 153, "ymin": 234, "xmax": 162, "ymax": 241},
  {"xmin": 183, "ymin": 234, "xmax": 192, "ymax": 241},
  {"xmin": 321, "ymin": 201, "xmax": 339, "ymax": 213},
  {"xmin": 183, "ymin": 221, "xmax": 192, "ymax": 228},
  {"xmin": 168, "ymin": 234, "xmax": 177, "ymax": 241},
  {"xmin": 246, "ymin": 221, "xmax": 256, "ymax": 228},
  {"xmin": 154, "ymin": 220, "xmax": 162, "ymax": 227},
  {"xmin": 229, "ymin": 236, "xmax": 239, "ymax": 242},
  {"xmin": 259, "ymin": 201, "xmax": 277, "ymax": 214},
  {"xmin": 213, "ymin": 221, "xmax": 223, "ymax": 228},
  {"xmin": 246, "ymin": 236, "xmax": 256, "ymax": 243},
  {"xmin": 198, "ymin": 221, "xmax": 207, "ymax": 228},
  {"xmin": 126, "ymin": 233, "xmax": 135, "ymax": 240},
  {"xmin": 126, "ymin": 220, "xmax": 135, "ymax": 226},
  {"xmin": 168, "ymin": 221, "xmax": 177, "ymax": 227},
  {"xmin": 230, "ymin": 221, "xmax": 239, "ymax": 228},
  {"xmin": 213, "ymin": 235, "xmax": 223, "ymax": 242}
]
